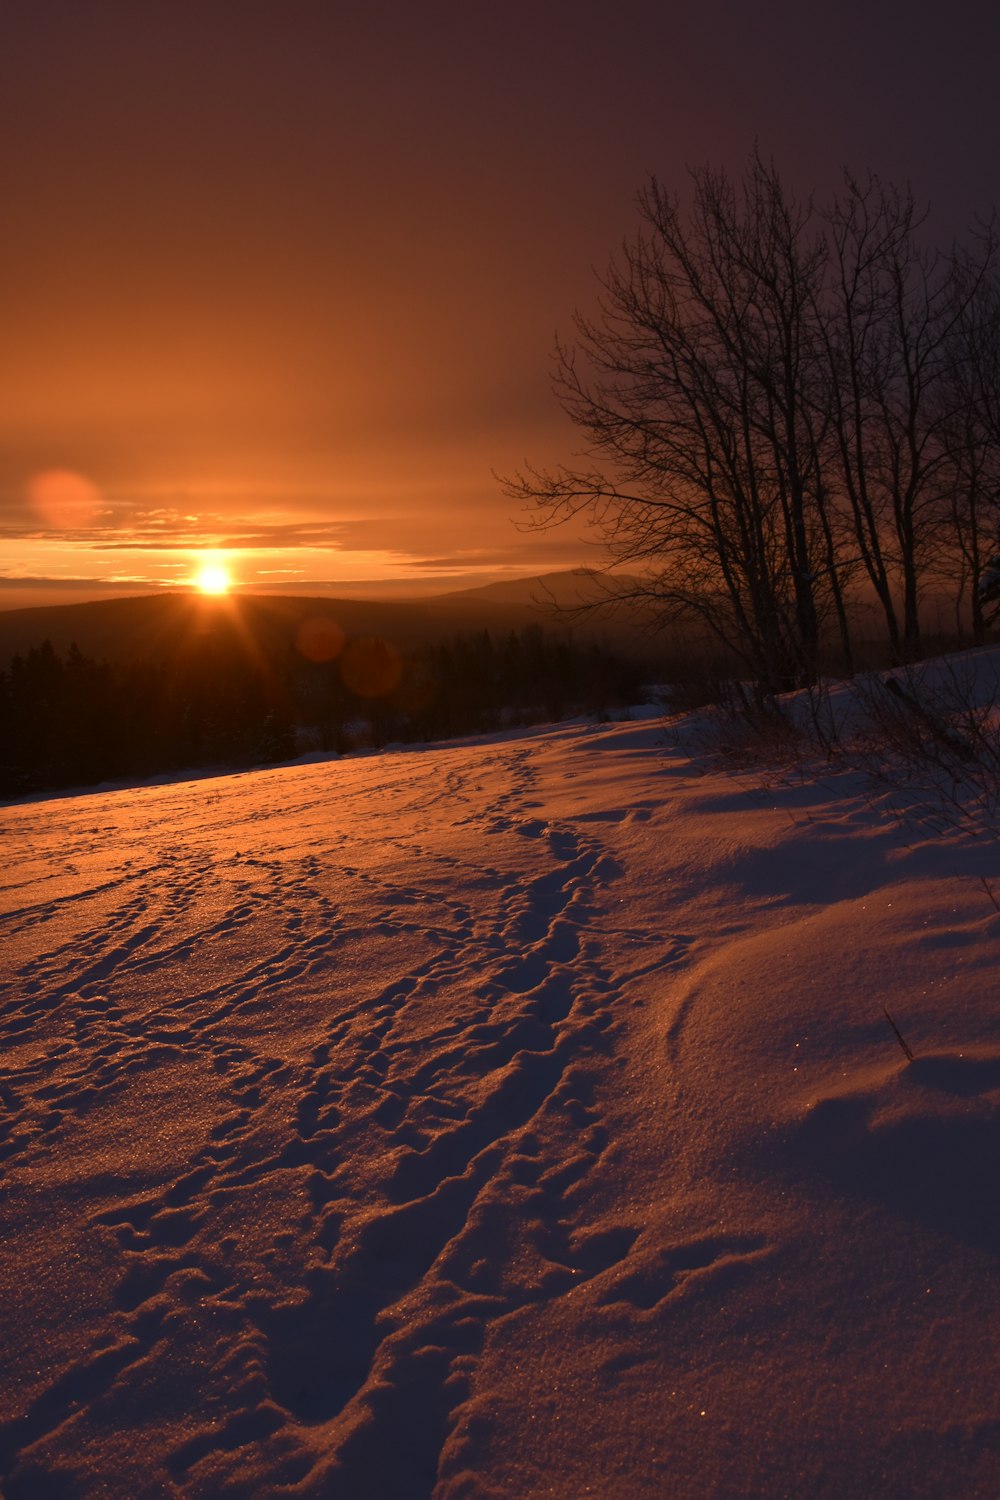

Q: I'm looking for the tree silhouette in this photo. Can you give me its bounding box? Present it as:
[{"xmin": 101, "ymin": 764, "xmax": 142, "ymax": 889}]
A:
[{"xmin": 505, "ymin": 154, "xmax": 998, "ymax": 687}]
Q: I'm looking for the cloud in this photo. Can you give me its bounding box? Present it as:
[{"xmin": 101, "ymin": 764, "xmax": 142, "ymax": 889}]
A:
[
  {"xmin": 0, "ymin": 515, "xmax": 392, "ymax": 551},
  {"xmin": 93, "ymin": 519, "xmax": 408, "ymax": 552},
  {"xmin": 409, "ymin": 541, "xmax": 583, "ymax": 570},
  {"xmin": 0, "ymin": 574, "xmax": 117, "ymax": 589},
  {"xmin": 0, "ymin": 510, "xmax": 583, "ymax": 565}
]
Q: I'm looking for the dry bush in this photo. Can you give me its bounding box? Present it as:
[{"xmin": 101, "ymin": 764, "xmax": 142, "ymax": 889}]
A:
[
  {"xmin": 849, "ymin": 657, "xmax": 1000, "ymax": 839},
  {"xmin": 673, "ymin": 678, "xmax": 807, "ymax": 769},
  {"xmin": 678, "ymin": 651, "xmax": 1000, "ymax": 841}
]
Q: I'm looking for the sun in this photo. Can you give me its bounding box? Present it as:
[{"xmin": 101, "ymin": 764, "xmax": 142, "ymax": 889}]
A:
[{"xmin": 193, "ymin": 558, "xmax": 233, "ymax": 595}]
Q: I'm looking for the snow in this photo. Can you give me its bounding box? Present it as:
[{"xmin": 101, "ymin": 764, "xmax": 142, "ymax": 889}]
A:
[{"xmin": 1, "ymin": 689, "xmax": 999, "ymax": 1497}]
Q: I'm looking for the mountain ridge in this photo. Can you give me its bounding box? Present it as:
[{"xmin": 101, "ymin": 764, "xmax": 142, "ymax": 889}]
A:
[{"xmin": 0, "ymin": 572, "xmax": 651, "ymax": 670}]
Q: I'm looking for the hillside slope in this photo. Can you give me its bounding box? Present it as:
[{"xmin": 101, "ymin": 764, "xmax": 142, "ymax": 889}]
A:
[
  {"xmin": 0, "ymin": 578, "xmax": 652, "ymax": 671},
  {"xmin": 1, "ymin": 710, "xmax": 998, "ymax": 1497}
]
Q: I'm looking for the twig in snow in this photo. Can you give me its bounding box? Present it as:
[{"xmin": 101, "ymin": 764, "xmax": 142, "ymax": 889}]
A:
[
  {"xmin": 883, "ymin": 1007, "xmax": 915, "ymax": 1062},
  {"xmin": 882, "ymin": 677, "xmax": 977, "ymax": 764},
  {"xmin": 979, "ymin": 875, "xmax": 1000, "ymax": 914}
]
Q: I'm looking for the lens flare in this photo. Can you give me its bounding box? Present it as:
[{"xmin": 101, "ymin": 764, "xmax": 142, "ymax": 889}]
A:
[
  {"xmin": 340, "ymin": 636, "xmax": 402, "ymax": 698},
  {"xmin": 27, "ymin": 469, "xmax": 103, "ymax": 529},
  {"xmin": 295, "ymin": 614, "xmax": 346, "ymax": 663}
]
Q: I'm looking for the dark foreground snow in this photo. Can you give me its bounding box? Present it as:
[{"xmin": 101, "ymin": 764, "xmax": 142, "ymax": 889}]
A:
[{"xmin": 1, "ymin": 704, "xmax": 999, "ymax": 1497}]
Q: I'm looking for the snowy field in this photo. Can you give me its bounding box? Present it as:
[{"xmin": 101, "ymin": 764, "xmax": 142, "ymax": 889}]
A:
[{"xmin": 1, "ymin": 700, "xmax": 999, "ymax": 1498}]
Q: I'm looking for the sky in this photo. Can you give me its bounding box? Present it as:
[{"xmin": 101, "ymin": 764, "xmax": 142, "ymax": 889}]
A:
[{"xmin": 3, "ymin": 0, "xmax": 999, "ymax": 607}]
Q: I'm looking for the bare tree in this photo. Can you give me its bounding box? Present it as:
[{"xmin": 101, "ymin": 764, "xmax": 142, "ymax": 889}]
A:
[
  {"xmin": 821, "ymin": 178, "xmax": 995, "ymax": 659},
  {"xmin": 938, "ymin": 265, "xmax": 1000, "ymax": 642},
  {"xmin": 506, "ymin": 157, "xmax": 997, "ymax": 689},
  {"xmin": 506, "ymin": 156, "xmax": 838, "ymax": 692}
]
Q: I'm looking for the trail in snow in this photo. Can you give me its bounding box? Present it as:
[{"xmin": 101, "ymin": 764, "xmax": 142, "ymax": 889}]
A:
[{"xmin": 1, "ymin": 714, "xmax": 999, "ymax": 1498}]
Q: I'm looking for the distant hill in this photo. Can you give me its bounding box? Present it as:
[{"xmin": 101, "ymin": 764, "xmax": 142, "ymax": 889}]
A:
[
  {"xmin": 0, "ymin": 574, "xmax": 656, "ymax": 672},
  {"xmin": 423, "ymin": 569, "xmax": 644, "ymax": 610}
]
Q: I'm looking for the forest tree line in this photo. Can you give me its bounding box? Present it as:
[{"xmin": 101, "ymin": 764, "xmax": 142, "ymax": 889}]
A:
[{"xmin": 0, "ymin": 624, "xmax": 643, "ymax": 798}]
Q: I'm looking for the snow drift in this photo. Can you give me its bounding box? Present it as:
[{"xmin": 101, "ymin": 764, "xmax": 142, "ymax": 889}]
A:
[{"xmin": 1, "ymin": 695, "xmax": 998, "ymax": 1497}]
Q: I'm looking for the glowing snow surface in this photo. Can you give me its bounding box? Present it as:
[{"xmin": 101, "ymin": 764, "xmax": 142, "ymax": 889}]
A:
[{"xmin": 1, "ymin": 713, "xmax": 998, "ymax": 1498}]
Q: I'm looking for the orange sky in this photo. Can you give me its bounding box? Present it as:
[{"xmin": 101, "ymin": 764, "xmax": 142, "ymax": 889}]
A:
[{"xmin": 3, "ymin": 1, "xmax": 997, "ymax": 607}]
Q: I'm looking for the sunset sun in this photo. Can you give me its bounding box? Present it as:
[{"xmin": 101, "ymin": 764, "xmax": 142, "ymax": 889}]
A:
[{"xmin": 193, "ymin": 558, "xmax": 233, "ymax": 595}]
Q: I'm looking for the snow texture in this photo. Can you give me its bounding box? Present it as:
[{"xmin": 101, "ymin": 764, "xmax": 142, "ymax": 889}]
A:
[{"xmin": 1, "ymin": 699, "xmax": 999, "ymax": 1497}]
